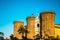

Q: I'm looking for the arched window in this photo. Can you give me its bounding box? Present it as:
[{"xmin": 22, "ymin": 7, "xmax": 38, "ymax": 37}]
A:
[{"xmin": 37, "ymin": 24, "xmax": 39, "ymax": 27}]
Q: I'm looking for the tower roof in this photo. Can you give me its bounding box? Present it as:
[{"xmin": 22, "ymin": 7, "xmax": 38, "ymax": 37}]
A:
[
  {"xmin": 13, "ymin": 21, "xmax": 24, "ymax": 24},
  {"xmin": 40, "ymin": 10, "xmax": 56, "ymax": 15},
  {"xmin": 26, "ymin": 16, "xmax": 36, "ymax": 20}
]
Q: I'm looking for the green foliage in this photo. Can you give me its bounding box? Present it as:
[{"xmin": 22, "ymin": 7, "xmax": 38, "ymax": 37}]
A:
[
  {"xmin": 10, "ymin": 34, "xmax": 19, "ymax": 40},
  {"xmin": 34, "ymin": 34, "xmax": 40, "ymax": 40},
  {"xmin": 18, "ymin": 25, "xmax": 29, "ymax": 40},
  {"xmin": 18, "ymin": 25, "xmax": 25, "ymax": 34},
  {"xmin": 0, "ymin": 32, "xmax": 4, "ymax": 37},
  {"xmin": 10, "ymin": 34, "xmax": 14, "ymax": 40}
]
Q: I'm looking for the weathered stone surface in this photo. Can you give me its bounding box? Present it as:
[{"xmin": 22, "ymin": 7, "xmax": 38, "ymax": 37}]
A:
[
  {"xmin": 40, "ymin": 11, "xmax": 55, "ymax": 38},
  {"xmin": 14, "ymin": 21, "xmax": 24, "ymax": 39},
  {"xmin": 26, "ymin": 16, "xmax": 35, "ymax": 39}
]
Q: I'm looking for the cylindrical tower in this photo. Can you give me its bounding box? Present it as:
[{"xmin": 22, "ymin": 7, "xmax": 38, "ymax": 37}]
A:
[
  {"xmin": 14, "ymin": 21, "xmax": 24, "ymax": 39},
  {"xmin": 40, "ymin": 11, "xmax": 55, "ymax": 38},
  {"xmin": 26, "ymin": 16, "xmax": 35, "ymax": 39},
  {"xmin": 35, "ymin": 17, "xmax": 40, "ymax": 38}
]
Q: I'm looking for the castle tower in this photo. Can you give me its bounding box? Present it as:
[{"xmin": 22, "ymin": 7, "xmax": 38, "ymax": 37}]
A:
[
  {"xmin": 26, "ymin": 16, "xmax": 35, "ymax": 39},
  {"xmin": 55, "ymin": 24, "xmax": 60, "ymax": 38},
  {"xmin": 39, "ymin": 11, "xmax": 55, "ymax": 38},
  {"xmin": 35, "ymin": 17, "xmax": 40, "ymax": 38},
  {"xmin": 14, "ymin": 21, "xmax": 24, "ymax": 39}
]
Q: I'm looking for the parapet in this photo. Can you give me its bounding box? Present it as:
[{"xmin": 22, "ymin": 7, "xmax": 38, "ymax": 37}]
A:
[
  {"xmin": 26, "ymin": 16, "xmax": 36, "ymax": 20},
  {"xmin": 13, "ymin": 21, "xmax": 24, "ymax": 24},
  {"xmin": 40, "ymin": 10, "xmax": 56, "ymax": 15},
  {"xmin": 55, "ymin": 24, "xmax": 60, "ymax": 28}
]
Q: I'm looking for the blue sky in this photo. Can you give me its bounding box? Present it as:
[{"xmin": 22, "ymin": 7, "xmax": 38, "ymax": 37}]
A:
[{"xmin": 0, "ymin": 0, "xmax": 60, "ymax": 37}]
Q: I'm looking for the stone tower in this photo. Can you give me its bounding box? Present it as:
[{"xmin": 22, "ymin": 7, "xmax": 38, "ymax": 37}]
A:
[
  {"xmin": 55, "ymin": 24, "xmax": 60, "ymax": 38},
  {"xmin": 26, "ymin": 16, "xmax": 35, "ymax": 39},
  {"xmin": 35, "ymin": 17, "xmax": 40, "ymax": 38},
  {"xmin": 40, "ymin": 11, "xmax": 55, "ymax": 38},
  {"xmin": 14, "ymin": 21, "xmax": 24, "ymax": 39}
]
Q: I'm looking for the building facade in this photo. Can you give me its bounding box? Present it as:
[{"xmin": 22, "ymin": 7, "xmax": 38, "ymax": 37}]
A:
[
  {"xmin": 34, "ymin": 17, "xmax": 40, "ymax": 38},
  {"xmin": 55, "ymin": 24, "xmax": 60, "ymax": 38},
  {"xmin": 40, "ymin": 11, "xmax": 55, "ymax": 38},
  {"xmin": 26, "ymin": 16, "xmax": 35, "ymax": 39},
  {"xmin": 14, "ymin": 21, "xmax": 24, "ymax": 39},
  {"xmin": 14, "ymin": 10, "xmax": 60, "ymax": 40}
]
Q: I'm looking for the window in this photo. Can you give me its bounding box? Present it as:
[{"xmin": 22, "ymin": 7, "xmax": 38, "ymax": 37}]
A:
[{"xmin": 37, "ymin": 24, "xmax": 39, "ymax": 27}]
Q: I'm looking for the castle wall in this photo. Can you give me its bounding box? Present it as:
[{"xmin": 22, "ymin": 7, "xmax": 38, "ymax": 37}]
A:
[
  {"xmin": 13, "ymin": 11, "xmax": 60, "ymax": 39},
  {"xmin": 35, "ymin": 17, "xmax": 40, "ymax": 38},
  {"xmin": 55, "ymin": 24, "xmax": 60, "ymax": 38},
  {"xmin": 14, "ymin": 21, "xmax": 24, "ymax": 39},
  {"xmin": 40, "ymin": 11, "xmax": 55, "ymax": 38},
  {"xmin": 26, "ymin": 16, "xmax": 35, "ymax": 39}
]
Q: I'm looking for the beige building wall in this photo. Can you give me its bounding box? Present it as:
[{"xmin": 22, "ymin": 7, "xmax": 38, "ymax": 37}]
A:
[
  {"xmin": 14, "ymin": 21, "xmax": 24, "ymax": 39},
  {"xmin": 35, "ymin": 17, "xmax": 40, "ymax": 38},
  {"xmin": 55, "ymin": 24, "xmax": 60, "ymax": 38},
  {"xmin": 40, "ymin": 11, "xmax": 55, "ymax": 38},
  {"xmin": 26, "ymin": 16, "xmax": 35, "ymax": 39}
]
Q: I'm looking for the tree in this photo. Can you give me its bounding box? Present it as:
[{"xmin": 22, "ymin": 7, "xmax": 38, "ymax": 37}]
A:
[
  {"xmin": 10, "ymin": 34, "xmax": 14, "ymax": 40},
  {"xmin": 0, "ymin": 32, "xmax": 4, "ymax": 40},
  {"xmin": 24, "ymin": 29, "xmax": 29, "ymax": 40},
  {"xmin": 0, "ymin": 32, "xmax": 4, "ymax": 37},
  {"xmin": 18, "ymin": 25, "xmax": 25, "ymax": 38},
  {"xmin": 18, "ymin": 25, "xmax": 29, "ymax": 40},
  {"xmin": 14, "ymin": 37, "xmax": 19, "ymax": 40},
  {"xmin": 35, "ymin": 34, "xmax": 40, "ymax": 40}
]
